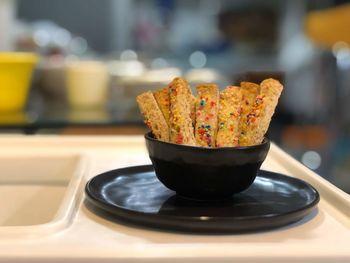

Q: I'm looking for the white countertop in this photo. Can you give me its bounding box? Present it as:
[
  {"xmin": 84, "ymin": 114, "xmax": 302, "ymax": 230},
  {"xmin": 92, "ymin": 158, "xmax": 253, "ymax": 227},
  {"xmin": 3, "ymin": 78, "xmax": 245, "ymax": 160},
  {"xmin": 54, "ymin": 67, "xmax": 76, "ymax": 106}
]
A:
[{"xmin": 0, "ymin": 135, "xmax": 349, "ymax": 262}]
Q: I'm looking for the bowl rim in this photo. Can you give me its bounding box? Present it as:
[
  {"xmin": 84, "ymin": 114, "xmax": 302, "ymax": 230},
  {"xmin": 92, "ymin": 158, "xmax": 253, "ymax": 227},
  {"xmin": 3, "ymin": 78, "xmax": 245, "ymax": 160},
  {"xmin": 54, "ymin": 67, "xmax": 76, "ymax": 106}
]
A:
[{"xmin": 144, "ymin": 132, "xmax": 270, "ymax": 151}]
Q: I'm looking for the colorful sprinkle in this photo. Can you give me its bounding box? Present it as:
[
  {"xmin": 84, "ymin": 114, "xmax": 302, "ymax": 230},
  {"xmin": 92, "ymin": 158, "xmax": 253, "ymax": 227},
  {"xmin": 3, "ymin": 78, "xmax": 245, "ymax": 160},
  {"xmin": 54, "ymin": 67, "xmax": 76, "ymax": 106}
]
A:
[{"xmin": 176, "ymin": 133, "xmax": 184, "ymax": 144}]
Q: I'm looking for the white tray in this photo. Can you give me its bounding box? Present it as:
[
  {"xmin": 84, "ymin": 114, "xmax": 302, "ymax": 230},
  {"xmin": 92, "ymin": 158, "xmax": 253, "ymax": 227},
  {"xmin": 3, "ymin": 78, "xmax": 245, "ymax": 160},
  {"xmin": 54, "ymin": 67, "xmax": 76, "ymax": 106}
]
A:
[
  {"xmin": 0, "ymin": 135, "xmax": 349, "ymax": 263},
  {"xmin": 0, "ymin": 149, "xmax": 87, "ymax": 238}
]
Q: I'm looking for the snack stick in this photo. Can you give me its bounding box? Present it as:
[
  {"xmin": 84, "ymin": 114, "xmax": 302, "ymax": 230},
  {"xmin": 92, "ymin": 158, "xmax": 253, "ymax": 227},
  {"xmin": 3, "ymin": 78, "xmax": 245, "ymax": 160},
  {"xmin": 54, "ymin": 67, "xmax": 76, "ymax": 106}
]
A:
[
  {"xmin": 136, "ymin": 91, "xmax": 169, "ymax": 142},
  {"xmin": 190, "ymin": 94, "xmax": 196, "ymax": 127},
  {"xmin": 168, "ymin": 77, "xmax": 196, "ymax": 145},
  {"xmin": 216, "ymin": 86, "xmax": 242, "ymax": 147},
  {"xmin": 153, "ymin": 87, "xmax": 170, "ymax": 125},
  {"xmin": 238, "ymin": 82, "xmax": 260, "ymax": 146},
  {"xmin": 240, "ymin": 78, "xmax": 283, "ymax": 146},
  {"xmin": 194, "ymin": 84, "xmax": 219, "ymax": 147}
]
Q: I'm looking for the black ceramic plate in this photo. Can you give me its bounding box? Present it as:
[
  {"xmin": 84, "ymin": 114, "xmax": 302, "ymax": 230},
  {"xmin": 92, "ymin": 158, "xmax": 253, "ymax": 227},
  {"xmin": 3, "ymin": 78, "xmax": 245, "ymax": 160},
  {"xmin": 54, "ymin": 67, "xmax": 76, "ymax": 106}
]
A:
[{"xmin": 85, "ymin": 165, "xmax": 320, "ymax": 233}]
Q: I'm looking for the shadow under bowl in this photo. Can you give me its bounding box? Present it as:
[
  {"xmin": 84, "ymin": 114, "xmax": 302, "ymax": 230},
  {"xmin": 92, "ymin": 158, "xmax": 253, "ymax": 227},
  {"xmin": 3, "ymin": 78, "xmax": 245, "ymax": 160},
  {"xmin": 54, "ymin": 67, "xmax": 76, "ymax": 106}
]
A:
[{"xmin": 145, "ymin": 132, "xmax": 270, "ymax": 200}]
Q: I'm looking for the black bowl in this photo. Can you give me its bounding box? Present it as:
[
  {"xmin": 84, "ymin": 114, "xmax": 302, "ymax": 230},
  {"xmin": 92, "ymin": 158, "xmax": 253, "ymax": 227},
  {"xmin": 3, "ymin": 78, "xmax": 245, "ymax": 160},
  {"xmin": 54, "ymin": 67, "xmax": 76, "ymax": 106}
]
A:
[{"xmin": 145, "ymin": 132, "xmax": 270, "ymax": 200}]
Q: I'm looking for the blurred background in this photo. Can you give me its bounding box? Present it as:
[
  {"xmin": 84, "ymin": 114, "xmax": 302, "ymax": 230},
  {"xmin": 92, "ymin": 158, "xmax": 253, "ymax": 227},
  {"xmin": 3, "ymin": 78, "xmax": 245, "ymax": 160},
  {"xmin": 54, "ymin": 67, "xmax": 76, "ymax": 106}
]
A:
[{"xmin": 0, "ymin": 0, "xmax": 350, "ymax": 193}]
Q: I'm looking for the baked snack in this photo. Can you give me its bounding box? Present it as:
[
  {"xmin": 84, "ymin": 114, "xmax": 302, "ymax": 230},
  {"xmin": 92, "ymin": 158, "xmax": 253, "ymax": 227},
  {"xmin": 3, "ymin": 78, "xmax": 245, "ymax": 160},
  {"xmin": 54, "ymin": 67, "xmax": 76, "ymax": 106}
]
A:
[
  {"xmin": 238, "ymin": 82, "xmax": 260, "ymax": 146},
  {"xmin": 136, "ymin": 91, "xmax": 169, "ymax": 142},
  {"xmin": 216, "ymin": 86, "xmax": 242, "ymax": 147},
  {"xmin": 153, "ymin": 87, "xmax": 170, "ymax": 125},
  {"xmin": 239, "ymin": 78, "xmax": 283, "ymax": 146},
  {"xmin": 168, "ymin": 77, "xmax": 196, "ymax": 145},
  {"xmin": 194, "ymin": 84, "xmax": 219, "ymax": 147},
  {"xmin": 137, "ymin": 77, "xmax": 283, "ymax": 148},
  {"xmin": 189, "ymin": 94, "xmax": 196, "ymax": 127}
]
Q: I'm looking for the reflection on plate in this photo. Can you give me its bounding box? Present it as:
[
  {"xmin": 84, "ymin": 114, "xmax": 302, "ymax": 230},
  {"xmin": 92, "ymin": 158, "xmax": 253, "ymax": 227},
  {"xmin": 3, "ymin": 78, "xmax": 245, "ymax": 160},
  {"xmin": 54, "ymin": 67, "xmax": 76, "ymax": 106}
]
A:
[{"xmin": 85, "ymin": 165, "xmax": 320, "ymax": 233}]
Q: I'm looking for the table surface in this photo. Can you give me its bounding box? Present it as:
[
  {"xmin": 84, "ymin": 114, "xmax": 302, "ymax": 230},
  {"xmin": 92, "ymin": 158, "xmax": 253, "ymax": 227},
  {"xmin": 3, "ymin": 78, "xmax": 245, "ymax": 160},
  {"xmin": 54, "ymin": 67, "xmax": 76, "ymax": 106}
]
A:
[{"xmin": 0, "ymin": 135, "xmax": 349, "ymax": 263}]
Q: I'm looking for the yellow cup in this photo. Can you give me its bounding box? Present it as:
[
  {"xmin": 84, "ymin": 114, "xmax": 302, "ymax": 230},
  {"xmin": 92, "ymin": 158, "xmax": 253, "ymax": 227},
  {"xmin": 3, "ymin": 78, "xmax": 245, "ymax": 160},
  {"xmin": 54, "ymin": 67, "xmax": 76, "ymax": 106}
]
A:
[{"xmin": 0, "ymin": 52, "xmax": 38, "ymax": 112}]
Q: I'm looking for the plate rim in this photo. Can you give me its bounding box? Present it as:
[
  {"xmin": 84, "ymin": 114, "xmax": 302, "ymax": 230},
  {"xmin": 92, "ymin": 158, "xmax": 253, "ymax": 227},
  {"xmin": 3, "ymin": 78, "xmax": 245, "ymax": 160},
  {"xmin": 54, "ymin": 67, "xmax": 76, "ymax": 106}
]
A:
[{"xmin": 85, "ymin": 165, "xmax": 320, "ymax": 223}]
